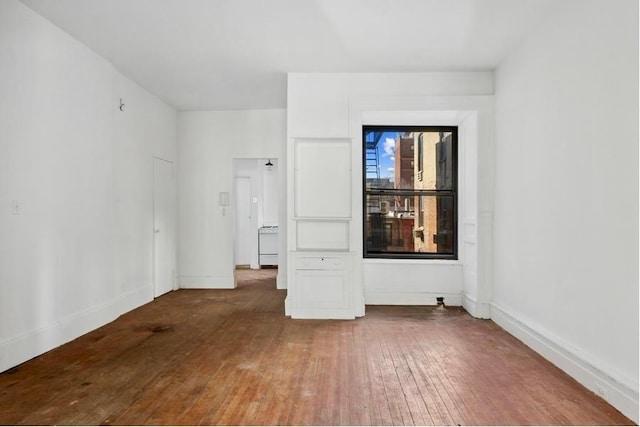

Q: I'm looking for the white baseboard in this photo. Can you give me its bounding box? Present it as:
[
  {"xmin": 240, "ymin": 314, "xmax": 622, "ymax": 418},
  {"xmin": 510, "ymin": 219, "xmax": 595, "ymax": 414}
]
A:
[
  {"xmin": 364, "ymin": 290, "xmax": 462, "ymax": 306},
  {"xmin": 462, "ymin": 292, "xmax": 491, "ymax": 319},
  {"xmin": 178, "ymin": 275, "xmax": 236, "ymax": 289},
  {"xmin": 491, "ymin": 303, "xmax": 639, "ymax": 423},
  {"xmin": 276, "ymin": 271, "xmax": 287, "ymax": 290},
  {"xmin": 289, "ymin": 308, "xmax": 355, "ymax": 320},
  {"xmin": 117, "ymin": 285, "xmax": 153, "ymax": 314},
  {"xmin": 0, "ymin": 297, "xmax": 119, "ymax": 374},
  {"xmin": 284, "ymin": 296, "xmax": 291, "ymax": 316}
]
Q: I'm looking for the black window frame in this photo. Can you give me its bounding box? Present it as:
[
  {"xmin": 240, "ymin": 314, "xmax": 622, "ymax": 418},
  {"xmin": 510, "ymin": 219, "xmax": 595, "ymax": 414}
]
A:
[{"xmin": 363, "ymin": 125, "xmax": 458, "ymax": 260}]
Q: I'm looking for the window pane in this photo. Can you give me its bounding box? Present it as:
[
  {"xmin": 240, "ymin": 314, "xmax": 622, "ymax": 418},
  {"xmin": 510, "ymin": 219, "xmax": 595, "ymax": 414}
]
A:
[
  {"xmin": 365, "ymin": 194, "xmax": 455, "ymax": 255},
  {"xmin": 364, "ymin": 130, "xmax": 454, "ymax": 190}
]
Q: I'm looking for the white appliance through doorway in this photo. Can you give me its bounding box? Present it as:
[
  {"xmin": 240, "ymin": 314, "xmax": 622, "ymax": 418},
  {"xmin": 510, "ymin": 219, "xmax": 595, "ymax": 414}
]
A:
[{"xmin": 258, "ymin": 226, "xmax": 279, "ymax": 266}]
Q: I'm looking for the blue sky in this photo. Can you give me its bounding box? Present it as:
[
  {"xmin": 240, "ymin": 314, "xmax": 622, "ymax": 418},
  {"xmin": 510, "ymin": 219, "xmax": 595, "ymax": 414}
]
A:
[{"xmin": 377, "ymin": 131, "xmax": 399, "ymax": 179}]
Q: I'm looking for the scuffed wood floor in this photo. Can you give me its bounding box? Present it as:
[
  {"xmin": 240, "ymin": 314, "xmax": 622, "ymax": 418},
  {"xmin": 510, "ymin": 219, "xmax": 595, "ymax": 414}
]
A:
[{"xmin": 0, "ymin": 269, "xmax": 633, "ymax": 425}]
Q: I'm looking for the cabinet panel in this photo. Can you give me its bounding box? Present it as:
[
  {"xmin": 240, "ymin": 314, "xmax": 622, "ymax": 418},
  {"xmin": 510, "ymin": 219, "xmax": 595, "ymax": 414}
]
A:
[
  {"xmin": 294, "ymin": 139, "xmax": 351, "ymax": 218},
  {"xmin": 295, "ymin": 270, "xmax": 350, "ymax": 310},
  {"xmin": 288, "ymin": 252, "xmax": 357, "ymax": 319},
  {"xmin": 296, "ymin": 220, "xmax": 349, "ymax": 251}
]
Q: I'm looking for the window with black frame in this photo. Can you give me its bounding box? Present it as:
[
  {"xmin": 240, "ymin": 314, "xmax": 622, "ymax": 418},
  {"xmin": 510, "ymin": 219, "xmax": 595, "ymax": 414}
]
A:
[{"xmin": 363, "ymin": 126, "xmax": 458, "ymax": 259}]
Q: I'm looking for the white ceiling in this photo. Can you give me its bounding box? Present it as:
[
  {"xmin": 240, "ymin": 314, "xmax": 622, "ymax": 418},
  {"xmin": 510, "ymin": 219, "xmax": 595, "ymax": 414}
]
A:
[{"xmin": 20, "ymin": 0, "xmax": 559, "ymax": 111}]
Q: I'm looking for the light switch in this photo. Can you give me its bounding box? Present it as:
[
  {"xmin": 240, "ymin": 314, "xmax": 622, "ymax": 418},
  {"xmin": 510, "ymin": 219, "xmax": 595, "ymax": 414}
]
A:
[{"xmin": 252, "ymin": 197, "xmax": 258, "ymax": 204}]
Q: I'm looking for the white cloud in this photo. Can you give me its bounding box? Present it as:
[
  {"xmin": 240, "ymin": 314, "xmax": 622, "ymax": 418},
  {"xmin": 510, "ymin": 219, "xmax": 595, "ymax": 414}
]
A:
[
  {"xmin": 387, "ymin": 167, "xmax": 395, "ymax": 172},
  {"xmin": 382, "ymin": 138, "xmax": 395, "ymax": 157},
  {"xmin": 390, "ymin": 156, "xmax": 395, "ymax": 161}
]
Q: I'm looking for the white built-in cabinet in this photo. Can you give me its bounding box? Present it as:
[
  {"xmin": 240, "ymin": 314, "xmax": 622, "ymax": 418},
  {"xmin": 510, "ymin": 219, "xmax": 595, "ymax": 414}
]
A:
[{"xmin": 287, "ymin": 138, "xmax": 359, "ymax": 319}]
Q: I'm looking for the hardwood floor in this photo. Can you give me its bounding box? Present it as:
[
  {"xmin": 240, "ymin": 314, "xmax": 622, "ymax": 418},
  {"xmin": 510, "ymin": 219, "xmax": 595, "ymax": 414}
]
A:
[{"xmin": 0, "ymin": 269, "xmax": 633, "ymax": 425}]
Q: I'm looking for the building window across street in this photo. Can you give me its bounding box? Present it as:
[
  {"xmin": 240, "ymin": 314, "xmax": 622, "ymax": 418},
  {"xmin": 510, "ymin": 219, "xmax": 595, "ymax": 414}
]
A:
[{"xmin": 363, "ymin": 126, "xmax": 458, "ymax": 259}]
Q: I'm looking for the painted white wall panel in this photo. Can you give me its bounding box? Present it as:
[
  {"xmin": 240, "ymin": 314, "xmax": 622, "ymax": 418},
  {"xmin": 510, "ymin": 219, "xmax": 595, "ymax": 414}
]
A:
[
  {"xmin": 113, "ymin": 70, "xmax": 177, "ymax": 306},
  {"xmin": 493, "ymin": 0, "xmax": 638, "ymax": 420},
  {"xmin": 287, "ymin": 72, "xmax": 494, "ymax": 321},
  {"xmin": 0, "ymin": 0, "xmax": 177, "ymax": 373},
  {"xmin": 352, "ymin": 103, "xmax": 492, "ymax": 316},
  {"xmin": 287, "ymin": 73, "xmax": 494, "ymax": 141},
  {"xmin": 287, "ymin": 74, "xmax": 351, "ymax": 138},
  {"xmin": 363, "ymin": 261, "xmax": 463, "ymax": 305},
  {"xmin": 178, "ymin": 110, "xmax": 286, "ymax": 288}
]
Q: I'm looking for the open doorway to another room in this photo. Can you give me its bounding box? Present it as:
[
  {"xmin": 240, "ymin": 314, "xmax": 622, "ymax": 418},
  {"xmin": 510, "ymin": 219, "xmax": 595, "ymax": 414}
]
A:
[{"xmin": 232, "ymin": 158, "xmax": 279, "ymax": 275}]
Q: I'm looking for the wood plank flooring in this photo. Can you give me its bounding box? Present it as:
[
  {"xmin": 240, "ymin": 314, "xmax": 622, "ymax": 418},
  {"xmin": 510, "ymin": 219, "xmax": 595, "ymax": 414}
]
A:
[{"xmin": 0, "ymin": 269, "xmax": 633, "ymax": 425}]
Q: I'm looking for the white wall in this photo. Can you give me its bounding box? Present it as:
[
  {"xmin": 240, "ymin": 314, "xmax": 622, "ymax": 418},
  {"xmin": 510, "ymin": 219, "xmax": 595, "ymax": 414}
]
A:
[
  {"xmin": 493, "ymin": 0, "xmax": 638, "ymax": 420},
  {"xmin": 0, "ymin": 0, "xmax": 177, "ymax": 373},
  {"xmin": 287, "ymin": 73, "xmax": 494, "ymax": 315},
  {"xmin": 178, "ymin": 110, "xmax": 286, "ymax": 289},
  {"xmin": 113, "ymin": 71, "xmax": 178, "ymax": 309}
]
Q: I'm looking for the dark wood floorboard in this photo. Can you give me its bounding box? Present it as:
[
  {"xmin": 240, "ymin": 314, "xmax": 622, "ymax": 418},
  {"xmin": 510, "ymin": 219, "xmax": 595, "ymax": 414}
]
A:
[{"xmin": 0, "ymin": 268, "xmax": 633, "ymax": 425}]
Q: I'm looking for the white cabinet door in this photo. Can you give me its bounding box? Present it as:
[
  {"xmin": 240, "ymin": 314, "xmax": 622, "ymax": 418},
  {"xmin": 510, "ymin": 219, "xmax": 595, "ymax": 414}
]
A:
[{"xmin": 289, "ymin": 253, "xmax": 355, "ymax": 319}]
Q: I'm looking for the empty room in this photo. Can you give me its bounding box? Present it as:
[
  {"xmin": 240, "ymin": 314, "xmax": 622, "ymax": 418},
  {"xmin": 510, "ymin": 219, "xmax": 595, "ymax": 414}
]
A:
[{"xmin": 0, "ymin": 0, "xmax": 637, "ymax": 425}]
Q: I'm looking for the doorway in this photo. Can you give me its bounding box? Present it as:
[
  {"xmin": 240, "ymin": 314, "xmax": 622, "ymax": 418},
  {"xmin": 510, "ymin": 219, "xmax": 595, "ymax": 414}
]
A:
[{"xmin": 232, "ymin": 158, "xmax": 279, "ymax": 271}]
